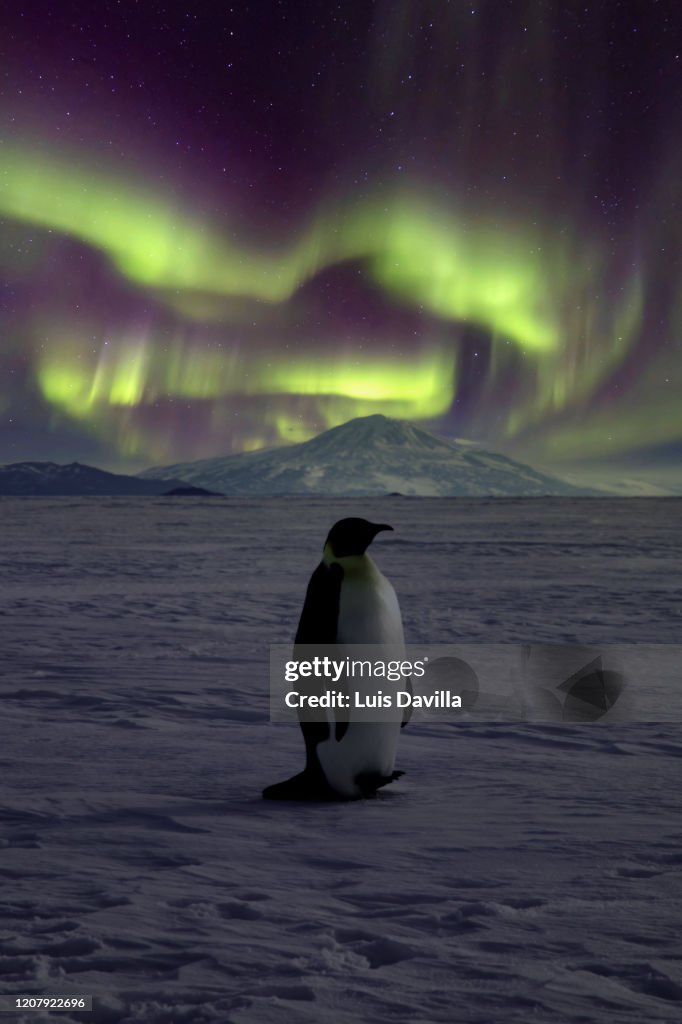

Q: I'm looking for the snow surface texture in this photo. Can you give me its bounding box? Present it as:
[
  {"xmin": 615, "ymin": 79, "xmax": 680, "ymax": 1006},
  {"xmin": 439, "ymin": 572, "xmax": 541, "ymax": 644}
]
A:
[{"xmin": 1, "ymin": 496, "xmax": 681, "ymax": 1024}]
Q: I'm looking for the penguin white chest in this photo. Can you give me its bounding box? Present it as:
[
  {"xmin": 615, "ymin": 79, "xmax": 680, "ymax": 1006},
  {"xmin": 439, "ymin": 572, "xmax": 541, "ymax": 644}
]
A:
[{"xmin": 335, "ymin": 556, "xmax": 405, "ymax": 646}]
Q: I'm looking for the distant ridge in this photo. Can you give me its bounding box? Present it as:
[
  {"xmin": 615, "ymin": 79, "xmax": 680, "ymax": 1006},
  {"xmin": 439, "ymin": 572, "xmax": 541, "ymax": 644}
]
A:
[
  {"xmin": 162, "ymin": 485, "xmax": 224, "ymax": 497},
  {"xmin": 141, "ymin": 415, "xmax": 603, "ymax": 496},
  {"xmin": 0, "ymin": 461, "xmax": 189, "ymax": 496}
]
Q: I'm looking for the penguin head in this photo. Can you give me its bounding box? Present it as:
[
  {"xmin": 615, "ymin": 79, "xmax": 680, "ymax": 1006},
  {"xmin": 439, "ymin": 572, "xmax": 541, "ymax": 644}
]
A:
[{"xmin": 325, "ymin": 517, "xmax": 393, "ymax": 558}]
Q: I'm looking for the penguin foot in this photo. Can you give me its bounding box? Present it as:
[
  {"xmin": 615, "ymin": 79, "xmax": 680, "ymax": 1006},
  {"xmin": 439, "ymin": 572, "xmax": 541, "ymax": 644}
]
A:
[
  {"xmin": 354, "ymin": 769, "xmax": 405, "ymax": 798},
  {"xmin": 262, "ymin": 770, "xmax": 339, "ymax": 802}
]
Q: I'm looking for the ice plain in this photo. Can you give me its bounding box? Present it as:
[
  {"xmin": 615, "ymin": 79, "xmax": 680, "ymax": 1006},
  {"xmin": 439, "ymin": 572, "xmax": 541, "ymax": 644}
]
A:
[{"xmin": 1, "ymin": 496, "xmax": 681, "ymax": 1023}]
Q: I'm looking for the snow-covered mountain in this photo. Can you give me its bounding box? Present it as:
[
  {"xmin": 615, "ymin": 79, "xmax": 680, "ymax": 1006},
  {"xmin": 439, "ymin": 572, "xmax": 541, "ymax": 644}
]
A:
[
  {"xmin": 141, "ymin": 414, "xmax": 601, "ymax": 496},
  {"xmin": 0, "ymin": 461, "xmax": 189, "ymax": 496}
]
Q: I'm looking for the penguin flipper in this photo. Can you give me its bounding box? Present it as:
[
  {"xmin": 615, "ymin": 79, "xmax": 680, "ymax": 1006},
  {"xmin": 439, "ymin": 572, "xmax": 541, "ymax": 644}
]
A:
[
  {"xmin": 294, "ymin": 561, "xmax": 343, "ymax": 645},
  {"xmin": 294, "ymin": 560, "xmax": 346, "ymax": 758},
  {"xmin": 262, "ymin": 769, "xmax": 339, "ymax": 801}
]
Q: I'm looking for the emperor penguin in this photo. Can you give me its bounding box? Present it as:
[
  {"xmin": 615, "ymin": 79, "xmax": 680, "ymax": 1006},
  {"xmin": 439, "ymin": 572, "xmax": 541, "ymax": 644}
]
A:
[{"xmin": 263, "ymin": 517, "xmax": 410, "ymax": 801}]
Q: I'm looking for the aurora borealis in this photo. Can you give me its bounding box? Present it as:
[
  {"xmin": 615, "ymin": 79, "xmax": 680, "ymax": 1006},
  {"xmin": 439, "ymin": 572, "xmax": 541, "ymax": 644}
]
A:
[{"xmin": 1, "ymin": 1, "xmax": 680, "ymax": 478}]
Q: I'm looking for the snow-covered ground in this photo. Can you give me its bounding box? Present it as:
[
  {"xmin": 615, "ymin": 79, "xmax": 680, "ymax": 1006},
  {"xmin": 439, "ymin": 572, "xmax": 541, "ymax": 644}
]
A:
[{"xmin": 1, "ymin": 496, "xmax": 681, "ymax": 1023}]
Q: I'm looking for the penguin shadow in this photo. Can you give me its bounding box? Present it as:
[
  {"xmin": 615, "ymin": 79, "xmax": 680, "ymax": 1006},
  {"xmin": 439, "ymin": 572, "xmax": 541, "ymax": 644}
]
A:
[
  {"xmin": 257, "ymin": 783, "xmax": 409, "ymax": 808},
  {"xmin": 261, "ymin": 765, "xmax": 409, "ymax": 804},
  {"xmin": 257, "ymin": 762, "xmax": 410, "ymax": 808}
]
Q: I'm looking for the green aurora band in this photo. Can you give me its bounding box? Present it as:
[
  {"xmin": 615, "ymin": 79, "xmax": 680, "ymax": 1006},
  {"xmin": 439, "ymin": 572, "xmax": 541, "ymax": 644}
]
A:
[
  {"xmin": 3, "ymin": 144, "xmax": 565, "ymax": 351},
  {"xmin": 37, "ymin": 331, "xmax": 455, "ymax": 425},
  {"xmin": 0, "ymin": 144, "xmax": 665, "ymax": 463}
]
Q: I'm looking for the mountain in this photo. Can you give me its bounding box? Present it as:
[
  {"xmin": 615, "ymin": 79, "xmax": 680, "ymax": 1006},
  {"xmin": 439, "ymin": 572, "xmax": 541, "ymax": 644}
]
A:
[
  {"xmin": 0, "ymin": 461, "xmax": 190, "ymax": 496},
  {"xmin": 561, "ymin": 475, "xmax": 679, "ymax": 497},
  {"xmin": 556, "ymin": 468, "xmax": 681, "ymax": 497},
  {"xmin": 141, "ymin": 415, "xmax": 602, "ymax": 496}
]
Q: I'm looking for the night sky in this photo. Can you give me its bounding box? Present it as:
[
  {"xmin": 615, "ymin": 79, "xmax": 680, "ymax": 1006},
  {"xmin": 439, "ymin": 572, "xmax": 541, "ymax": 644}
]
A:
[{"xmin": 1, "ymin": 1, "xmax": 680, "ymax": 477}]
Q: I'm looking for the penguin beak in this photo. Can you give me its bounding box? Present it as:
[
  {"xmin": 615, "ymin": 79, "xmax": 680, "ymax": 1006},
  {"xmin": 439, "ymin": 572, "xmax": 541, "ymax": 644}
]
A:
[{"xmin": 372, "ymin": 523, "xmax": 393, "ymax": 535}]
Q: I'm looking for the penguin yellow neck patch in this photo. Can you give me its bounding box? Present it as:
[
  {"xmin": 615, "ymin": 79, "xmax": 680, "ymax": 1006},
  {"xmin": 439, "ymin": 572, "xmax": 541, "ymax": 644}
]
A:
[{"xmin": 323, "ymin": 544, "xmax": 375, "ymax": 577}]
